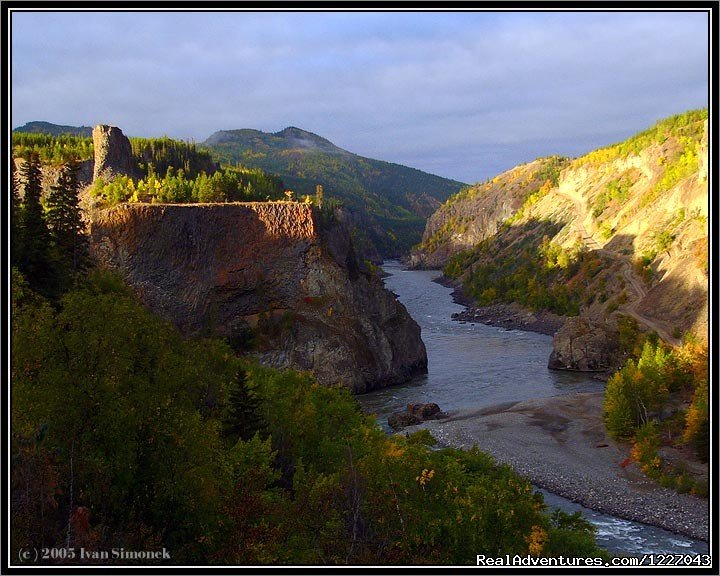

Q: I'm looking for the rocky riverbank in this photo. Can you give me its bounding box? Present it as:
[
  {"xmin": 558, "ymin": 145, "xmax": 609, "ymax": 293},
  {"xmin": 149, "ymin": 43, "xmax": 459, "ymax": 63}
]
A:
[
  {"xmin": 450, "ymin": 303, "xmax": 566, "ymax": 336},
  {"xmin": 413, "ymin": 392, "xmax": 709, "ymax": 542},
  {"xmin": 433, "ymin": 275, "xmax": 565, "ymax": 335}
]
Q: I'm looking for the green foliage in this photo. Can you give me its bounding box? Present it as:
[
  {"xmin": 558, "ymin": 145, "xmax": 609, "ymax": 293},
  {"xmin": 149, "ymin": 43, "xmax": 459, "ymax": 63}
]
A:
[
  {"xmin": 544, "ymin": 510, "xmax": 605, "ymax": 558},
  {"xmin": 654, "ymin": 230, "xmax": 675, "ymax": 253},
  {"xmin": 592, "ymin": 174, "xmax": 634, "ymax": 219},
  {"xmin": 11, "ymin": 270, "xmax": 243, "ymax": 560},
  {"xmin": 222, "ymin": 369, "xmax": 265, "ymax": 444},
  {"xmin": 630, "ymin": 421, "xmax": 662, "ymax": 473},
  {"xmin": 684, "ymin": 371, "xmax": 708, "ymax": 462},
  {"xmin": 444, "ymin": 223, "xmax": 591, "ymax": 316},
  {"xmin": 11, "ymin": 159, "xmax": 22, "ymax": 264},
  {"xmin": 16, "ymin": 154, "xmax": 57, "ymax": 295},
  {"xmin": 130, "ymin": 136, "xmax": 219, "ymax": 180},
  {"xmin": 406, "ymin": 429, "xmax": 438, "ymax": 446},
  {"xmin": 12, "ymin": 269, "xmax": 605, "ymax": 563},
  {"xmin": 536, "ymin": 155, "xmax": 568, "ymax": 186},
  {"xmin": 45, "ymin": 161, "xmax": 88, "ymax": 275},
  {"xmin": 12, "ymin": 132, "xmax": 93, "ymax": 164},
  {"xmin": 576, "ymin": 109, "xmax": 707, "ymax": 167},
  {"xmin": 645, "ymin": 138, "xmax": 700, "ymax": 205},
  {"xmin": 605, "ymin": 340, "xmax": 708, "ymax": 494},
  {"xmin": 604, "ymin": 341, "xmax": 676, "ymax": 438},
  {"xmin": 91, "ymin": 164, "xmax": 285, "ymax": 206},
  {"xmin": 616, "ymin": 315, "xmax": 644, "ymax": 356}
]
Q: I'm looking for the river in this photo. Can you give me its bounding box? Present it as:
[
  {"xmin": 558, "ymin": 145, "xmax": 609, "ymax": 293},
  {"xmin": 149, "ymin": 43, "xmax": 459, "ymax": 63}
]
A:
[{"xmin": 356, "ymin": 261, "xmax": 708, "ymax": 556}]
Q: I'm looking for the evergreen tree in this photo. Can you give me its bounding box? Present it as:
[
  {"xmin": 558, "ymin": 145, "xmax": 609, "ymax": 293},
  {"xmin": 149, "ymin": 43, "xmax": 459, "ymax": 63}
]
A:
[
  {"xmin": 11, "ymin": 158, "xmax": 22, "ymax": 264},
  {"xmin": 46, "ymin": 161, "xmax": 86, "ymax": 272},
  {"xmin": 18, "ymin": 153, "xmax": 55, "ymax": 294},
  {"xmin": 223, "ymin": 369, "xmax": 264, "ymax": 443}
]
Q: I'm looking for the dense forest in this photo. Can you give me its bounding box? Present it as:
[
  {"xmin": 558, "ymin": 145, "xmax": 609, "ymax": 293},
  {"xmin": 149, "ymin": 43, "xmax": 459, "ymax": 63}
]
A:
[
  {"xmin": 10, "ymin": 139, "xmax": 607, "ymax": 565},
  {"xmin": 12, "ymin": 267, "xmax": 606, "ymax": 563},
  {"xmin": 130, "ymin": 136, "xmax": 220, "ymax": 180},
  {"xmin": 90, "ymin": 165, "xmax": 285, "ymax": 205},
  {"xmin": 12, "ymin": 133, "xmax": 94, "ymax": 165}
]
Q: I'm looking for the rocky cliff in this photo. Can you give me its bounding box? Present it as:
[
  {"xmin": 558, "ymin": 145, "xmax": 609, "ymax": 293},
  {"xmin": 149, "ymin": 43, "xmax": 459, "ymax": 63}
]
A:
[
  {"xmin": 410, "ymin": 156, "xmax": 568, "ymax": 269},
  {"xmin": 89, "ymin": 202, "xmax": 427, "ymax": 393},
  {"xmin": 93, "ymin": 124, "xmax": 140, "ymax": 182}
]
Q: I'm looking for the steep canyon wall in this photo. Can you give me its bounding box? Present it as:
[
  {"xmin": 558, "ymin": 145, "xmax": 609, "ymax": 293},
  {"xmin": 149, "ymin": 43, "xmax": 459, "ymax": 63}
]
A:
[{"xmin": 90, "ymin": 202, "xmax": 427, "ymax": 393}]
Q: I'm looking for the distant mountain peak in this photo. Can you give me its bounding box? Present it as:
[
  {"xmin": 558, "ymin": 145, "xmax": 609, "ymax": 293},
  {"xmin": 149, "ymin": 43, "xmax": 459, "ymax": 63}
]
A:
[{"xmin": 273, "ymin": 126, "xmax": 341, "ymax": 153}]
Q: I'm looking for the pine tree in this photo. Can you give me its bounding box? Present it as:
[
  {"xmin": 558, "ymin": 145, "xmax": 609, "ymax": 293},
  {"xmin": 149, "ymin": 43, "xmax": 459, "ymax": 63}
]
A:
[
  {"xmin": 11, "ymin": 158, "xmax": 22, "ymax": 264},
  {"xmin": 46, "ymin": 161, "xmax": 86, "ymax": 272},
  {"xmin": 18, "ymin": 153, "xmax": 55, "ymax": 294},
  {"xmin": 223, "ymin": 369, "xmax": 264, "ymax": 443}
]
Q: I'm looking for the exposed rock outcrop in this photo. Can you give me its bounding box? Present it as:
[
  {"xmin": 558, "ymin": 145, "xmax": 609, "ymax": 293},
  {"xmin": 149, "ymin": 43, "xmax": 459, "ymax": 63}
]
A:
[
  {"xmin": 410, "ymin": 157, "xmax": 567, "ymax": 269},
  {"xmin": 548, "ymin": 317, "xmax": 621, "ymax": 372},
  {"xmin": 89, "ymin": 202, "xmax": 427, "ymax": 393},
  {"xmin": 92, "ymin": 125, "xmax": 140, "ymax": 182},
  {"xmin": 388, "ymin": 403, "xmax": 447, "ymax": 430}
]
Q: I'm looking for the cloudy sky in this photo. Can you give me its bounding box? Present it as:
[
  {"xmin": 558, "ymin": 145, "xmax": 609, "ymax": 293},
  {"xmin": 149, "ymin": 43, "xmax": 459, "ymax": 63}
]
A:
[{"xmin": 11, "ymin": 9, "xmax": 709, "ymax": 183}]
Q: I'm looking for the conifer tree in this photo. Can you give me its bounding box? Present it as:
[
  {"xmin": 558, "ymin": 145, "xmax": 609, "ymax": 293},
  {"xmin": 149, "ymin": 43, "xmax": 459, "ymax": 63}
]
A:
[
  {"xmin": 223, "ymin": 369, "xmax": 264, "ymax": 443},
  {"xmin": 46, "ymin": 161, "xmax": 86, "ymax": 272},
  {"xmin": 11, "ymin": 158, "xmax": 22, "ymax": 264},
  {"xmin": 18, "ymin": 153, "xmax": 55, "ymax": 293}
]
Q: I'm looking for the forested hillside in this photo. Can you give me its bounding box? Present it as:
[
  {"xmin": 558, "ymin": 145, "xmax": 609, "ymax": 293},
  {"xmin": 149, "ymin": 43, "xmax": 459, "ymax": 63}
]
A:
[
  {"xmin": 203, "ymin": 127, "xmax": 466, "ymax": 256},
  {"xmin": 14, "ymin": 120, "xmax": 93, "ymax": 137},
  {"xmin": 11, "ymin": 129, "xmax": 286, "ymax": 207}
]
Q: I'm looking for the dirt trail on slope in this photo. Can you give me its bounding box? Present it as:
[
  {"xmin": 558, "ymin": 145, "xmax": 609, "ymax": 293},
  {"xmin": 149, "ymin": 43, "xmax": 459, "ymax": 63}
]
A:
[{"xmin": 554, "ymin": 188, "xmax": 681, "ymax": 347}]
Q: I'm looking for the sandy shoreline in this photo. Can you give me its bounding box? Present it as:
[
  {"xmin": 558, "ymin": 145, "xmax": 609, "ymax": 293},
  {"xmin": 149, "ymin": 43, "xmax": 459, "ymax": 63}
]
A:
[{"xmin": 414, "ymin": 392, "xmax": 709, "ymax": 542}]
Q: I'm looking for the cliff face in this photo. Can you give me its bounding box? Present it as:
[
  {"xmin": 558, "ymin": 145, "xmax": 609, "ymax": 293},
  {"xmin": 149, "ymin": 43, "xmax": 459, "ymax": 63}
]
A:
[
  {"xmin": 89, "ymin": 202, "xmax": 427, "ymax": 393},
  {"xmin": 410, "ymin": 157, "xmax": 567, "ymax": 269}
]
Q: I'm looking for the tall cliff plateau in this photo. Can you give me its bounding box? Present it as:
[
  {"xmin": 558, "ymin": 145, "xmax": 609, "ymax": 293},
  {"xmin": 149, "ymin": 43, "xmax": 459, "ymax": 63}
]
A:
[
  {"xmin": 89, "ymin": 202, "xmax": 427, "ymax": 393},
  {"xmin": 414, "ymin": 110, "xmax": 709, "ymax": 352}
]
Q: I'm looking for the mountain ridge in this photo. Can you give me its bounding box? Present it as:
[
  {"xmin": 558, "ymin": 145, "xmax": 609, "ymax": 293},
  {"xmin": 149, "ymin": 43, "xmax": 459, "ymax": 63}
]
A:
[
  {"xmin": 13, "ymin": 120, "xmax": 93, "ymax": 137},
  {"xmin": 201, "ymin": 125, "xmax": 466, "ymax": 256}
]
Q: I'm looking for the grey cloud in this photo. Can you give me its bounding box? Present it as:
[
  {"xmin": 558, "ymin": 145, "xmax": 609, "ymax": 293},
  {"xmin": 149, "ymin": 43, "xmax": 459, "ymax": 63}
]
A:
[{"xmin": 11, "ymin": 11, "xmax": 708, "ymax": 183}]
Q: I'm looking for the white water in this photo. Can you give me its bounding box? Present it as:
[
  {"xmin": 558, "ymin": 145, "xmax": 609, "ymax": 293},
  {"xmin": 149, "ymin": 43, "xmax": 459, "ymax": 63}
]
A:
[{"xmin": 356, "ymin": 261, "xmax": 708, "ymax": 556}]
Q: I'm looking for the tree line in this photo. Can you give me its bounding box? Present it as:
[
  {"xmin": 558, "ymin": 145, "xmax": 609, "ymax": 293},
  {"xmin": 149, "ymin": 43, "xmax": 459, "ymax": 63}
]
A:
[{"xmin": 91, "ymin": 164, "xmax": 285, "ymax": 206}]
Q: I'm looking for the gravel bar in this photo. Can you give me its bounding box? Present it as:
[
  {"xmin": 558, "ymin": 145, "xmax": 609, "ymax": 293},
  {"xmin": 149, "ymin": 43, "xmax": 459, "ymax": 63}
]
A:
[{"xmin": 414, "ymin": 392, "xmax": 709, "ymax": 542}]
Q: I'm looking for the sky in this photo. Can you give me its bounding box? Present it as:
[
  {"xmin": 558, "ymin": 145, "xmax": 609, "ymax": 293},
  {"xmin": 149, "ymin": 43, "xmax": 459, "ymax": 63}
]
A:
[{"xmin": 10, "ymin": 9, "xmax": 709, "ymax": 184}]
